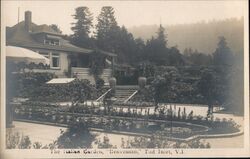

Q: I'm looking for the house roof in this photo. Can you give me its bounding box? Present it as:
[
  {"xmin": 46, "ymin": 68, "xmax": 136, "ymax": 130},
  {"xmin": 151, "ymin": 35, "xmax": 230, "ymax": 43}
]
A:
[
  {"xmin": 6, "ymin": 21, "xmax": 116, "ymax": 57},
  {"xmin": 31, "ymin": 24, "xmax": 62, "ymax": 36}
]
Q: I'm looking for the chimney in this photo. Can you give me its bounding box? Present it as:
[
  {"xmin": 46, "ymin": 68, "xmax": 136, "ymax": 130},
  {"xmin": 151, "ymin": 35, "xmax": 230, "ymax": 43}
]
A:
[{"xmin": 24, "ymin": 11, "xmax": 32, "ymax": 32}]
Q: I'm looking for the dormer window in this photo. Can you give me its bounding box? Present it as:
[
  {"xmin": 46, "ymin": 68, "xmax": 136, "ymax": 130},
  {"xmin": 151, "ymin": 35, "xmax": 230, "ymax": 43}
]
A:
[
  {"xmin": 44, "ymin": 39, "xmax": 59, "ymax": 45},
  {"xmin": 44, "ymin": 34, "xmax": 60, "ymax": 46}
]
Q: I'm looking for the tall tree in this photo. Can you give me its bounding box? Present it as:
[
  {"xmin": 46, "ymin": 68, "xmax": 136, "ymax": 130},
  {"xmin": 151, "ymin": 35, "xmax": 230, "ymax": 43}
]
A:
[
  {"xmin": 134, "ymin": 38, "xmax": 145, "ymax": 62},
  {"xmin": 197, "ymin": 69, "xmax": 218, "ymax": 112},
  {"xmin": 114, "ymin": 26, "xmax": 139, "ymax": 63},
  {"xmin": 212, "ymin": 36, "xmax": 235, "ymax": 111},
  {"xmin": 143, "ymin": 24, "xmax": 172, "ymax": 65},
  {"xmin": 96, "ymin": 6, "xmax": 119, "ymax": 52},
  {"xmin": 71, "ymin": 6, "xmax": 93, "ymax": 48},
  {"xmin": 156, "ymin": 24, "xmax": 167, "ymax": 48},
  {"xmin": 213, "ymin": 36, "xmax": 234, "ymax": 66}
]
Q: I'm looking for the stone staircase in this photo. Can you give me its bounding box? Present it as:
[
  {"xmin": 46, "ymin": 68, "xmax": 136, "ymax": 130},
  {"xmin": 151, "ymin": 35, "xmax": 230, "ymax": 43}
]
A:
[
  {"xmin": 71, "ymin": 67, "xmax": 112, "ymax": 85},
  {"xmin": 114, "ymin": 85, "xmax": 139, "ymax": 102}
]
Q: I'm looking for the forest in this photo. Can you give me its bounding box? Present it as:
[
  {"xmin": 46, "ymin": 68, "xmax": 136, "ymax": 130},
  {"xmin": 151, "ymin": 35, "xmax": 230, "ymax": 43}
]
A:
[{"xmin": 128, "ymin": 17, "xmax": 244, "ymax": 55}]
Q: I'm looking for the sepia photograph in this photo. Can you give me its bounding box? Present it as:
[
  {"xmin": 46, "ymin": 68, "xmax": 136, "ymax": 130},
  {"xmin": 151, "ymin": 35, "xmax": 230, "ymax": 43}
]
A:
[{"xmin": 1, "ymin": 0, "xmax": 249, "ymax": 158}]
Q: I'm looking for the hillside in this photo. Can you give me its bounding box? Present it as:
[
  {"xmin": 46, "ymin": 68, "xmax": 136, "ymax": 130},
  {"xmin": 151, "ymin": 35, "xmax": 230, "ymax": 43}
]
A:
[{"xmin": 128, "ymin": 17, "xmax": 244, "ymax": 54}]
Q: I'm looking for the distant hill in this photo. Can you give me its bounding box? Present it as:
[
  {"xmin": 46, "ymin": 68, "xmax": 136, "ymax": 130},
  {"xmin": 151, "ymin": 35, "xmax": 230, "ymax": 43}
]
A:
[{"xmin": 128, "ymin": 17, "xmax": 244, "ymax": 55}]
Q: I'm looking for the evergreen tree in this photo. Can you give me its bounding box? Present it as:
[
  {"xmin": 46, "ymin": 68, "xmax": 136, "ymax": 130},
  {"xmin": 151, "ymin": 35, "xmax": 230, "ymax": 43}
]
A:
[
  {"xmin": 71, "ymin": 6, "xmax": 93, "ymax": 48},
  {"xmin": 197, "ymin": 69, "xmax": 218, "ymax": 111},
  {"xmin": 134, "ymin": 38, "xmax": 145, "ymax": 62},
  {"xmin": 143, "ymin": 24, "xmax": 172, "ymax": 65},
  {"xmin": 213, "ymin": 36, "xmax": 234, "ymax": 66},
  {"xmin": 213, "ymin": 37, "xmax": 237, "ymax": 112},
  {"xmin": 115, "ymin": 26, "xmax": 138, "ymax": 63},
  {"xmin": 183, "ymin": 48, "xmax": 212, "ymax": 66},
  {"xmin": 167, "ymin": 47, "xmax": 185, "ymax": 66},
  {"xmin": 156, "ymin": 24, "xmax": 167, "ymax": 48},
  {"xmin": 96, "ymin": 6, "xmax": 119, "ymax": 52}
]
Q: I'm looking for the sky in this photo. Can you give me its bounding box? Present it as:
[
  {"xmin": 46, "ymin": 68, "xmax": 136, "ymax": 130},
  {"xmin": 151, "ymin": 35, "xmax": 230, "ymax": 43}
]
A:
[{"xmin": 2, "ymin": 0, "xmax": 247, "ymax": 35}]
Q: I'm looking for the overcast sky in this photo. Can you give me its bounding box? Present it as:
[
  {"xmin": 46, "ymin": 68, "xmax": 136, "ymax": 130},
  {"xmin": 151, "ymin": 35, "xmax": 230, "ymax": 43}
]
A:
[{"xmin": 2, "ymin": 0, "xmax": 246, "ymax": 35}]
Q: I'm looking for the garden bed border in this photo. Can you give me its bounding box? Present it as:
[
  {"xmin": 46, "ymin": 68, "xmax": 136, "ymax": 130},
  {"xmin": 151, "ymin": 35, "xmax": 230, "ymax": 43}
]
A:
[{"xmin": 14, "ymin": 119, "xmax": 243, "ymax": 142}]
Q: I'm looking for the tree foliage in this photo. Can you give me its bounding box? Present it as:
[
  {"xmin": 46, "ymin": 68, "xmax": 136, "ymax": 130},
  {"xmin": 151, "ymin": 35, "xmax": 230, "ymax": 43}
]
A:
[
  {"xmin": 71, "ymin": 6, "xmax": 93, "ymax": 48},
  {"xmin": 128, "ymin": 18, "xmax": 243, "ymax": 55},
  {"xmin": 114, "ymin": 26, "xmax": 138, "ymax": 63},
  {"xmin": 156, "ymin": 24, "xmax": 167, "ymax": 48},
  {"xmin": 183, "ymin": 48, "xmax": 212, "ymax": 66},
  {"xmin": 31, "ymin": 79, "xmax": 97, "ymax": 105},
  {"xmin": 197, "ymin": 69, "xmax": 219, "ymax": 109},
  {"xmin": 150, "ymin": 69, "xmax": 179, "ymax": 105},
  {"xmin": 49, "ymin": 24, "xmax": 62, "ymax": 34},
  {"xmin": 143, "ymin": 25, "xmax": 184, "ymax": 66},
  {"xmin": 89, "ymin": 51, "xmax": 106, "ymax": 78},
  {"xmin": 96, "ymin": 6, "xmax": 119, "ymax": 52},
  {"xmin": 6, "ymin": 130, "xmax": 32, "ymax": 149},
  {"xmin": 213, "ymin": 36, "xmax": 234, "ymax": 66},
  {"xmin": 56, "ymin": 122, "xmax": 96, "ymax": 148}
]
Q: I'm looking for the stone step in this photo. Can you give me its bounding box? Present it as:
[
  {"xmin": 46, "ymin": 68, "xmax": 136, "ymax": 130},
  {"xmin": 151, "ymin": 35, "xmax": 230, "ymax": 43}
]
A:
[
  {"xmin": 115, "ymin": 90, "xmax": 137, "ymax": 92},
  {"xmin": 115, "ymin": 95, "xmax": 134, "ymax": 98},
  {"xmin": 114, "ymin": 87, "xmax": 138, "ymax": 102},
  {"xmin": 115, "ymin": 94, "xmax": 131, "ymax": 97},
  {"xmin": 115, "ymin": 85, "xmax": 139, "ymax": 90},
  {"xmin": 116, "ymin": 93, "xmax": 135, "ymax": 95},
  {"xmin": 115, "ymin": 91, "xmax": 137, "ymax": 94}
]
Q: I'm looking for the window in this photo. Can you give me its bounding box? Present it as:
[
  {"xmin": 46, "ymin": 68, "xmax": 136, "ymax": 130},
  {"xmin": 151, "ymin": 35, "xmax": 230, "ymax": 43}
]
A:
[
  {"xmin": 38, "ymin": 52, "xmax": 60, "ymax": 69},
  {"xmin": 44, "ymin": 39, "xmax": 60, "ymax": 46},
  {"xmin": 51, "ymin": 53, "xmax": 60, "ymax": 68}
]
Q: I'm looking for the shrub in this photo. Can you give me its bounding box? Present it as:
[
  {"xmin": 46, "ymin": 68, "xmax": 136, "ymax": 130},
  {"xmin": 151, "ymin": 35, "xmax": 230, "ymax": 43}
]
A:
[
  {"xmin": 6, "ymin": 130, "xmax": 31, "ymax": 149},
  {"xmin": 30, "ymin": 79, "xmax": 98, "ymax": 103},
  {"xmin": 56, "ymin": 122, "xmax": 96, "ymax": 148},
  {"xmin": 7, "ymin": 71, "xmax": 55, "ymax": 99},
  {"xmin": 95, "ymin": 77, "xmax": 104, "ymax": 89},
  {"xmin": 96, "ymin": 136, "xmax": 116, "ymax": 149}
]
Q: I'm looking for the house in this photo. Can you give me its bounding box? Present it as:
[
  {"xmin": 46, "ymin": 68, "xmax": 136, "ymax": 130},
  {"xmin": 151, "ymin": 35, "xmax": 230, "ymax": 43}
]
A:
[{"xmin": 6, "ymin": 11, "xmax": 116, "ymax": 84}]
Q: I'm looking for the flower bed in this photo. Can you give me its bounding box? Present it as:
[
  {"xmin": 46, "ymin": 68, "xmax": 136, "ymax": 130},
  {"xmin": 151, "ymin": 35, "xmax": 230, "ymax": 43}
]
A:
[{"xmin": 13, "ymin": 102, "xmax": 241, "ymax": 139}]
